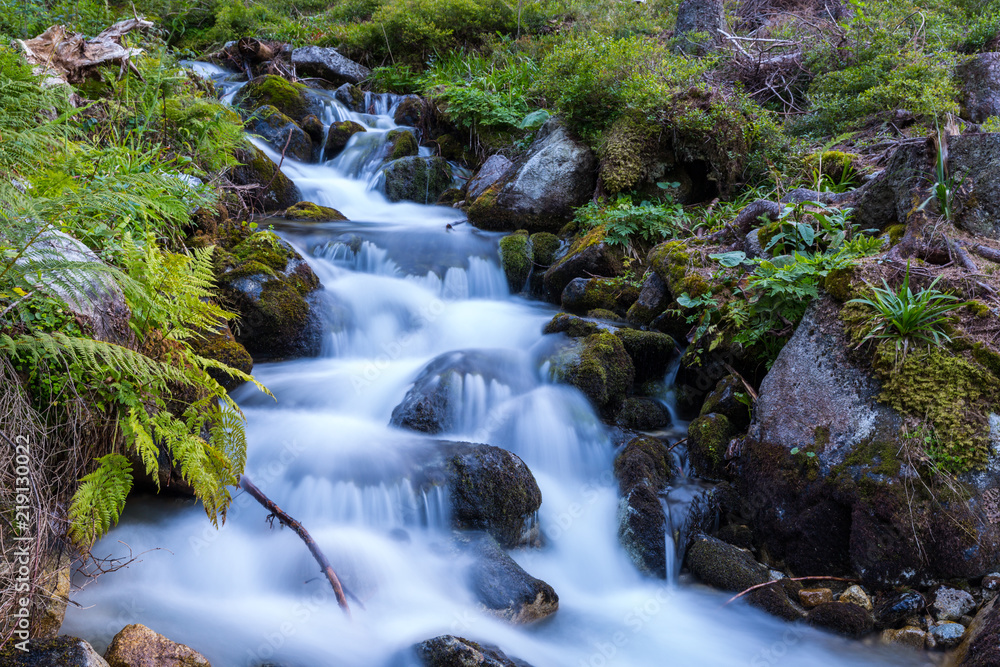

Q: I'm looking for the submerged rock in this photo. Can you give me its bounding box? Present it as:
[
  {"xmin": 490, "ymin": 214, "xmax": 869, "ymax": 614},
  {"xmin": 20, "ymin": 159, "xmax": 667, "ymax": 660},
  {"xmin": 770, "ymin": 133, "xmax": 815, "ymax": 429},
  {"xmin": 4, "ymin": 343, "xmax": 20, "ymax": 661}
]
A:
[
  {"xmin": 290, "ymin": 46, "xmax": 371, "ymax": 86},
  {"xmin": 462, "ymin": 533, "xmax": 558, "ymax": 624},
  {"xmin": 383, "ymin": 156, "xmax": 453, "ymax": 204},
  {"xmin": 103, "ymin": 624, "xmax": 210, "ymax": 667},
  {"xmin": 549, "ymin": 332, "xmax": 634, "ymax": 420},
  {"xmin": 468, "ymin": 119, "xmax": 596, "ymax": 233},
  {"xmin": 414, "ymin": 635, "xmax": 531, "ymax": 667},
  {"xmin": 1, "ymin": 637, "xmax": 110, "ymax": 666}
]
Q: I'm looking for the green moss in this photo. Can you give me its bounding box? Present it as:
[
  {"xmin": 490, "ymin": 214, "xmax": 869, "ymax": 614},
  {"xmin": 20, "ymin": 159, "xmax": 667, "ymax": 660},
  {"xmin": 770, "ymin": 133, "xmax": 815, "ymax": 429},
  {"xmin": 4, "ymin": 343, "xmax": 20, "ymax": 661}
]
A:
[
  {"xmin": 323, "ymin": 120, "xmax": 366, "ymax": 160},
  {"xmin": 972, "ymin": 342, "xmax": 1000, "ymax": 377},
  {"xmin": 587, "ymin": 308, "xmax": 623, "ymax": 321},
  {"xmin": 552, "ymin": 331, "xmax": 634, "ymax": 418},
  {"xmin": 678, "ymin": 273, "xmax": 710, "ymax": 298},
  {"xmin": 757, "ymin": 221, "xmax": 782, "ymax": 253},
  {"xmin": 824, "ymin": 266, "xmax": 858, "ymax": 302},
  {"xmin": 284, "ymin": 201, "xmax": 348, "ymax": 222},
  {"xmin": 548, "ymin": 225, "xmax": 622, "ymax": 275},
  {"xmin": 235, "ymin": 75, "xmax": 315, "ymax": 121},
  {"xmin": 841, "ymin": 439, "xmax": 903, "ymax": 478},
  {"xmin": 967, "ymin": 300, "xmax": 993, "ymax": 318},
  {"xmin": 230, "ymin": 230, "xmax": 291, "ymax": 272},
  {"xmin": 885, "ymin": 224, "xmax": 907, "ymax": 246},
  {"xmin": 436, "ymin": 133, "xmax": 466, "ymax": 161},
  {"xmin": 543, "ymin": 313, "xmax": 601, "ymax": 337},
  {"xmin": 687, "ymin": 413, "xmax": 736, "ymax": 477},
  {"xmin": 499, "ymin": 233, "xmax": 532, "ymax": 293},
  {"xmin": 804, "ymin": 150, "xmax": 859, "ymax": 183},
  {"xmin": 530, "ymin": 232, "xmax": 561, "ymax": 267},
  {"xmin": 436, "ymin": 188, "xmax": 463, "ymax": 206},
  {"xmin": 564, "ymin": 278, "xmax": 639, "ymax": 315},
  {"xmin": 599, "ymin": 111, "xmax": 659, "ymax": 195},
  {"xmin": 647, "ymin": 240, "xmax": 700, "ymax": 297},
  {"xmin": 383, "ymin": 156, "xmax": 453, "ymax": 204},
  {"xmin": 386, "ymin": 129, "xmax": 419, "ymax": 160}
]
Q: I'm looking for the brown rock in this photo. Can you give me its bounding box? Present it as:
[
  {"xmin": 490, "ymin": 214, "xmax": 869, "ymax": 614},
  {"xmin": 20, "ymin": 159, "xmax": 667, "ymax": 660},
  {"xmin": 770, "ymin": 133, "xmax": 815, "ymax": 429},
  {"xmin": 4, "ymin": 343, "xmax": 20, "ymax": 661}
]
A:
[
  {"xmin": 798, "ymin": 588, "xmax": 834, "ymax": 608},
  {"xmin": 881, "ymin": 626, "xmax": 926, "ymax": 650},
  {"xmin": 104, "ymin": 624, "xmax": 210, "ymax": 667}
]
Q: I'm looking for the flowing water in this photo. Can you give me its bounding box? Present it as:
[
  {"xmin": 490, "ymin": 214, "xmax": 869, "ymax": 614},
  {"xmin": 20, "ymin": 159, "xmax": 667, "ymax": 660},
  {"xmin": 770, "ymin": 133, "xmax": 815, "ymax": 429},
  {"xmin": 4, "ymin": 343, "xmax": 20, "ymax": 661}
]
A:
[{"xmin": 62, "ymin": 66, "xmax": 924, "ymax": 666}]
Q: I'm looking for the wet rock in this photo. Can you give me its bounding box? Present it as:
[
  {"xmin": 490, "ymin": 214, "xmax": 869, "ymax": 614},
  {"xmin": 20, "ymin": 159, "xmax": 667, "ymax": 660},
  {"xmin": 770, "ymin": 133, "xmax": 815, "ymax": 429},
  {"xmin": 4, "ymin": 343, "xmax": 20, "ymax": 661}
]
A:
[
  {"xmin": 383, "ymin": 156, "xmax": 453, "ymax": 204},
  {"xmin": 234, "ymin": 74, "xmax": 323, "ymax": 124},
  {"xmin": 414, "ymin": 635, "xmax": 530, "ymax": 667},
  {"xmin": 685, "ymin": 533, "xmax": 802, "ymax": 620},
  {"xmin": 393, "ymin": 94, "xmax": 425, "ymax": 127},
  {"xmin": 615, "ymin": 397, "xmax": 671, "ymax": 431},
  {"xmin": 1, "ymin": 637, "xmax": 110, "ymax": 666},
  {"xmin": 615, "ymin": 436, "xmax": 676, "ymax": 576},
  {"xmin": 798, "ymin": 588, "xmax": 834, "ymax": 608},
  {"xmin": 19, "ymin": 228, "xmax": 132, "ymax": 346},
  {"xmin": 806, "ymin": 602, "xmax": 874, "ymax": 638},
  {"xmin": 881, "ymin": 626, "xmax": 926, "ymax": 650},
  {"xmin": 323, "ymin": 120, "xmax": 366, "ymax": 161},
  {"xmin": 839, "ymin": 585, "xmax": 873, "ymax": 612},
  {"xmin": 954, "ymin": 598, "xmax": 1000, "ymax": 665},
  {"xmin": 613, "ymin": 328, "xmax": 677, "ymax": 384},
  {"xmin": 468, "ymin": 119, "xmax": 596, "ymax": 233},
  {"xmin": 932, "ymin": 587, "xmax": 977, "ymax": 622},
  {"xmin": 228, "ymin": 144, "xmax": 301, "ymax": 213},
  {"xmin": 462, "ymin": 533, "xmax": 558, "ymax": 624},
  {"xmin": 103, "ymin": 624, "xmax": 209, "ymax": 667},
  {"xmin": 417, "ymin": 441, "xmax": 540, "ymax": 549},
  {"xmin": 246, "ymin": 105, "xmax": 312, "ymax": 162},
  {"xmin": 529, "ymin": 232, "xmax": 560, "ymax": 268},
  {"xmin": 217, "ymin": 230, "xmax": 322, "ymax": 360},
  {"xmin": 543, "ymin": 313, "xmax": 603, "ymax": 338},
  {"xmin": 716, "ymin": 523, "xmax": 754, "ymax": 550},
  {"xmin": 561, "ymin": 278, "xmax": 638, "ymax": 317},
  {"xmin": 499, "ymin": 233, "xmax": 532, "ymax": 293},
  {"xmin": 626, "ymin": 271, "xmax": 670, "ymax": 327},
  {"xmin": 291, "ymin": 46, "xmax": 371, "ymax": 86},
  {"xmin": 467, "ymin": 155, "xmax": 513, "ymax": 203},
  {"xmin": 384, "ymin": 129, "xmax": 419, "ymax": 162},
  {"xmin": 984, "ymin": 573, "xmax": 1000, "ymax": 591},
  {"xmin": 929, "ymin": 621, "xmax": 966, "ymax": 649},
  {"xmin": 699, "ymin": 375, "xmax": 750, "ymax": 431},
  {"xmin": 300, "ymin": 114, "xmax": 324, "ymax": 147},
  {"xmin": 549, "ymin": 332, "xmax": 634, "ymax": 420},
  {"xmin": 283, "ymin": 200, "xmax": 348, "ymax": 222},
  {"xmin": 875, "ymin": 591, "xmax": 926, "ymax": 628},
  {"xmin": 959, "ymin": 53, "xmax": 1000, "ymax": 122},
  {"xmin": 687, "ymin": 413, "xmax": 736, "ymax": 479},
  {"xmin": 542, "ymin": 227, "xmax": 623, "ymax": 301},
  {"xmin": 334, "ymin": 83, "xmax": 365, "ymax": 112}
]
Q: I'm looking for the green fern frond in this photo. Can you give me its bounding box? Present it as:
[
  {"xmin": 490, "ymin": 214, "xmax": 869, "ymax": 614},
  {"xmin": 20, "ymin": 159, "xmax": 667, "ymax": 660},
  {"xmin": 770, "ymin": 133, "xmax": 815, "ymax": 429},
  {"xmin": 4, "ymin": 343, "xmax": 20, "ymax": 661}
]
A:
[{"xmin": 68, "ymin": 453, "xmax": 133, "ymax": 548}]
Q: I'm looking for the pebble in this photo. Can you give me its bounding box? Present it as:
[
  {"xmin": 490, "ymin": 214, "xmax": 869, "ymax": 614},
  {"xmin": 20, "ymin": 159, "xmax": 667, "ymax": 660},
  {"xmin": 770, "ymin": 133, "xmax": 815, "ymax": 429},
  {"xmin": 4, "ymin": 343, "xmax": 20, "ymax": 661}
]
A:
[
  {"xmin": 875, "ymin": 591, "xmax": 926, "ymax": 627},
  {"xmin": 799, "ymin": 588, "xmax": 834, "ymax": 608},
  {"xmin": 982, "ymin": 573, "xmax": 1000, "ymax": 591},
  {"xmin": 932, "ymin": 587, "xmax": 977, "ymax": 622},
  {"xmin": 928, "ymin": 621, "xmax": 966, "ymax": 649},
  {"xmin": 881, "ymin": 626, "xmax": 927, "ymax": 650},
  {"xmin": 839, "ymin": 584, "xmax": 873, "ymax": 611}
]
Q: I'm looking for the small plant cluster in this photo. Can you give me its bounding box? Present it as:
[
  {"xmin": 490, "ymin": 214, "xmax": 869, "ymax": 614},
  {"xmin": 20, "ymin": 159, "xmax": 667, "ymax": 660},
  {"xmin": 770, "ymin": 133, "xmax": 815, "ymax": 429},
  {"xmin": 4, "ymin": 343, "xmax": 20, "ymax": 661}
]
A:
[{"xmin": 574, "ymin": 188, "xmax": 689, "ymax": 257}]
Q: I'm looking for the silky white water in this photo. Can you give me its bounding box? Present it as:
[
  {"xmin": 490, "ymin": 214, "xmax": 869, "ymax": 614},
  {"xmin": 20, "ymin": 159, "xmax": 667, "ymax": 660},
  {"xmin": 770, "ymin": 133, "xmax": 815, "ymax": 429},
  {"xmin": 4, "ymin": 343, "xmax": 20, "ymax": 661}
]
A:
[{"xmin": 62, "ymin": 68, "xmax": 924, "ymax": 667}]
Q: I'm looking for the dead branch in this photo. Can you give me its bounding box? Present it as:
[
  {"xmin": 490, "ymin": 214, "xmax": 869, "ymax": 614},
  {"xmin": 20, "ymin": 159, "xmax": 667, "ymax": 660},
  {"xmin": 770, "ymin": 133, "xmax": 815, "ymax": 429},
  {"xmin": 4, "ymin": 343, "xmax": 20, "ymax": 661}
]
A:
[
  {"xmin": 239, "ymin": 475, "xmax": 354, "ymax": 616},
  {"xmin": 722, "ymin": 576, "xmax": 858, "ymax": 607}
]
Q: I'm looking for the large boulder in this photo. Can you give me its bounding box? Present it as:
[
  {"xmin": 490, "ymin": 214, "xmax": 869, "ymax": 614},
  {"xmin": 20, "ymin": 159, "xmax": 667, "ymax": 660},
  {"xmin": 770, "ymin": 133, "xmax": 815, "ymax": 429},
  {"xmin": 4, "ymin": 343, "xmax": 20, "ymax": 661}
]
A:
[
  {"xmin": 549, "ymin": 332, "xmax": 634, "ymax": 420},
  {"xmin": 414, "ymin": 635, "xmax": 531, "ymax": 667},
  {"xmin": 467, "ymin": 155, "xmax": 513, "ymax": 203},
  {"xmin": 290, "ymin": 46, "xmax": 371, "ymax": 86},
  {"xmin": 227, "ymin": 145, "xmax": 301, "ymax": 213},
  {"xmin": 233, "ymin": 74, "xmax": 324, "ymax": 124},
  {"xmin": 462, "ymin": 533, "xmax": 558, "ymax": 624},
  {"xmin": 103, "ymin": 624, "xmax": 210, "ymax": 667},
  {"xmin": 542, "ymin": 227, "xmax": 623, "ymax": 301},
  {"xmin": 382, "ymin": 156, "xmax": 453, "ymax": 204},
  {"xmin": 959, "ymin": 53, "xmax": 1000, "ymax": 122},
  {"xmin": 1, "ymin": 637, "xmax": 110, "ymax": 666},
  {"xmin": 217, "ymin": 230, "xmax": 322, "ymax": 360},
  {"xmin": 245, "ymin": 105, "xmax": 312, "ymax": 162},
  {"xmin": 615, "ymin": 436, "xmax": 676, "ymax": 575},
  {"xmin": 741, "ymin": 296, "xmax": 1000, "ymax": 587},
  {"xmin": 468, "ymin": 119, "xmax": 596, "ymax": 233}
]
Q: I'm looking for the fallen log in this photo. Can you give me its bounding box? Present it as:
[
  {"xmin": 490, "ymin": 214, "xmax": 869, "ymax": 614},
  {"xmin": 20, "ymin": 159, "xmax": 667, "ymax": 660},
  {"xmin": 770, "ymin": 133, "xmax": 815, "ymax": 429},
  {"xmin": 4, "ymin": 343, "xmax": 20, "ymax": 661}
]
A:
[{"xmin": 239, "ymin": 475, "xmax": 355, "ymax": 616}]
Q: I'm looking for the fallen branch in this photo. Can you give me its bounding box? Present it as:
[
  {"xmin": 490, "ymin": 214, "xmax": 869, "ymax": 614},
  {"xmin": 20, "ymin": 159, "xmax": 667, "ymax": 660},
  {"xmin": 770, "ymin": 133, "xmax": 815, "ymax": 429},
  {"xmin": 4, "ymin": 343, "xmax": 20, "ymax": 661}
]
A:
[
  {"xmin": 239, "ymin": 475, "xmax": 355, "ymax": 616},
  {"xmin": 947, "ymin": 236, "xmax": 979, "ymax": 273},
  {"xmin": 722, "ymin": 575, "xmax": 858, "ymax": 607}
]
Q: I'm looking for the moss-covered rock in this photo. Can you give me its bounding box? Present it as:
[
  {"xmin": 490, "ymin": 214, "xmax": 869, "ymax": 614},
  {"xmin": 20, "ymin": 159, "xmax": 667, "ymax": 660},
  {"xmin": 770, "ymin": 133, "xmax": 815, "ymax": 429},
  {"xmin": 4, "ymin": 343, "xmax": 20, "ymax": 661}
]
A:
[
  {"xmin": 234, "ymin": 74, "xmax": 322, "ymax": 123},
  {"xmin": 283, "ymin": 200, "xmax": 348, "ymax": 222},
  {"xmin": 104, "ymin": 624, "xmax": 210, "ymax": 667},
  {"xmin": 498, "ymin": 232, "xmax": 532, "ymax": 293},
  {"xmin": 647, "ymin": 240, "xmax": 707, "ymax": 299},
  {"xmin": 188, "ymin": 319, "xmax": 253, "ymax": 391},
  {"xmin": 227, "ymin": 144, "xmax": 301, "ymax": 213},
  {"xmin": 687, "ymin": 413, "xmax": 736, "ymax": 479},
  {"xmin": 323, "ymin": 120, "xmax": 366, "ymax": 161},
  {"xmin": 334, "ymin": 82, "xmax": 366, "ymax": 112},
  {"xmin": 627, "ymin": 271, "xmax": 671, "ymax": 327},
  {"xmin": 699, "ymin": 375, "xmax": 751, "ymax": 430},
  {"xmin": 542, "ymin": 225, "xmax": 624, "ymax": 302},
  {"xmin": 550, "ymin": 332, "xmax": 634, "ymax": 420},
  {"xmin": 560, "ymin": 277, "xmax": 640, "ymax": 316},
  {"xmin": 543, "ymin": 313, "xmax": 602, "ymax": 338},
  {"xmin": 615, "ymin": 397, "xmax": 672, "ymax": 431},
  {"xmin": 245, "ymin": 105, "xmax": 313, "ymax": 162},
  {"xmin": 615, "ymin": 435, "xmax": 676, "ymax": 576},
  {"xmin": 383, "ymin": 156, "xmax": 453, "ymax": 204},
  {"xmin": 300, "ymin": 113, "xmax": 325, "ymax": 145},
  {"xmin": 393, "ymin": 94, "xmax": 426, "ymax": 127},
  {"xmin": 804, "ymin": 150, "xmax": 860, "ymax": 185},
  {"xmin": 385, "ymin": 129, "xmax": 419, "ymax": 161},
  {"xmin": 413, "ymin": 635, "xmax": 526, "ymax": 667},
  {"xmin": 614, "ymin": 328, "xmax": 678, "ymax": 384}
]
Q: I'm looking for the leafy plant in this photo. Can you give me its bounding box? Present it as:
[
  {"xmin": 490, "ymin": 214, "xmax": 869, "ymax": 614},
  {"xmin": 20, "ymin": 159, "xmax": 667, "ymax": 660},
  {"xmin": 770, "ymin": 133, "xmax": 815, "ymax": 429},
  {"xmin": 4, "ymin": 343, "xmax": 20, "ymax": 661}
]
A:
[
  {"xmin": 916, "ymin": 122, "xmax": 962, "ymax": 222},
  {"xmin": 849, "ymin": 264, "xmax": 967, "ymax": 357},
  {"xmin": 575, "ymin": 194, "xmax": 688, "ymax": 256}
]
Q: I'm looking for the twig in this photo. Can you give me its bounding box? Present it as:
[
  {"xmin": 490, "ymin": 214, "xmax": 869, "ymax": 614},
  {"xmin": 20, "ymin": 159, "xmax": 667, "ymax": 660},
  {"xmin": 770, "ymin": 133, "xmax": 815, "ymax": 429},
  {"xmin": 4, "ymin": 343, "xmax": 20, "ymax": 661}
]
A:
[
  {"xmin": 239, "ymin": 475, "xmax": 355, "ymax": 616},
  {"xmin": 261, "ymin": 128, "xmax": 294, "ymax": 193},
  {"xmin": 723, "ymin": 576, "xmax": 858, "ymax": 606}
]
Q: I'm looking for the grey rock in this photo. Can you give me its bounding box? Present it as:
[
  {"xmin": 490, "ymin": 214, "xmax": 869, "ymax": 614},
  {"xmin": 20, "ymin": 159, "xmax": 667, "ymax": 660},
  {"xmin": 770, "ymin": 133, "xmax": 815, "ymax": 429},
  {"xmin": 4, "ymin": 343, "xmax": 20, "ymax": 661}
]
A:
[
  {"xmin": 876, "ymin": 591, "xmax": 927, "ymax": 628},
  {"xmin": 246, "ymin": 105, "xmax": 312, "ymax": 162},
  {"xmin": 334, "ymin": 82, "xmax": 366, "ymax": 112},
  {"xmin": 933, "ymin": 587, "xmax": 977, "ymax": 622},
  {"xmin": 929, "ymin": 621, "xmax": 966, "ymax": 649},
  {"xmin": 414, "ymin": 635, "xmax": 532, "ymax": 667},
  {"xmin": 615, "ymin": 435, "xmax": 677, "ymax": 576},
  {"xmin": 959, "ymin": 53, "xmax": 1000, "ymax": 122},
  {"xmin": 626, "ymin": 271, "xmax": 671, "ymax": 326},
  {"xmin": 467, "ymin": 155, "xmax": 513, "ymax": 203},
  {"xmin": 948, "ymin": 134, "xmax": 1000, "ymax": 239},
  {"xmin": 228, "ymin": 144, "xmax": 302, "ymax": 212},
  {"xmin": 291, "ymin": 46, "xmax": 371, "ymax": 85},
  {"xmin": 462, "ymin": 533, "xmax": 558, "ymax": 624},
  {"xmin": 468, "ymin": 119, "xmax": 596, "ymax": 233},
  {"xmin": 383, "ymin": 156, "xmax": 453, "ymax": 204},
  {"xmin": 2, "ymin": 637, "xmax": 110, "ymax": 666}
]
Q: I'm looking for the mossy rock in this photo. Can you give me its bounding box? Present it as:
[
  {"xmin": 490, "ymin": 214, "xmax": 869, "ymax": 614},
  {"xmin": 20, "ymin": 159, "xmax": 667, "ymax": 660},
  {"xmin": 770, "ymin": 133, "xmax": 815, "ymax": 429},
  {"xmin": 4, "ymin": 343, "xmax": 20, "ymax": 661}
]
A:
[
  {"xmin": 436, "ymin": 188, "xmax": 464, "ymax": 206},
  {"xmin": 543, "ymin": 313, "xmax": 602, "ymax": 338},
  {"xmin": 435, "ymin": 133, "xmax": 467, "ymax": 161},
  {"xmin": 393, "ymin": 94, "xmax": 425, "ymax": 127},
  {"xmin": 300, "ymin": 113, "xmax": 325, "ymax": 144},
  {"xmin": 627, "ymin": 271, "xmax": 671, "ymax": 327},
  {"xmin": 234, "ymin": 74, "xmax": 322, "ymax": 123},
  {"xmin": 599, "ymin": 111, "xmax": 660, "ymax": 195},
  {"xmin": 824, "ymin": 266, "xmax": 859, "ymax": 302},
  {"xmin": 699, "ymin": 375, "xmax": 751, "ymax": 430},
  {"xmin": 334, "ymin": 82, "xmax": 365, "ymax": 112},
  {"xmin": 542, "ymin": 225, "xmax": 624, "ymax": 301},
  {"xmin": 687, "ymin": 413, "xmax": 736, "ymax": 479},
  {"xmin": 385, "ymin": 129, "xmax": 419, "ymax": 161},
  {"xmin": 104, "ymin": 624, "xmax": 210, "ymax": 667},
  {"xmin": 383, "ymin": 156, "xmax": 453, "ymax": 204},
  {"xmin": 561, "ymin": 277, "xmax": 640, "ymax": 317},
  {"xmin": 530, "ymin": 232, "xmax": 560, "ymax": 267},
  {"xmin": 804, "ymin": 150, "xmax": 860, "ymax": 185},
  {"xmin": 614, "ymin": 328, "xmax": 678, "ymax": 384},
  {"xmin": 245, "ymin": 105, "xmax": 313, "ymax": 162},
  {"xmin": 323, "ymin": 120, "xmax": 366, "ymax": 161},
  {"xmin": 499, "ymin": 232, "xmax": 532, "ymax": 293},
  {"xmin": 189, "ymin": 320, "xmax": 253, "ymax": 391},
  {"xmin": 647, "ymin": 240, "xmax": 706, "ymax": 299},
  {"xmin": 587, "ymin": 308, "xmax": 624, "ymax": 322},
  {"xmin": 284, "ymin": 200, "xmax": 348, "ymax": 222},
  {"xmin": 614, "ymin": 435, "xmax": 675, "ymax": 575},
  {"xmin": 615, "ymin": 397, "xmax": 672, "ymax": 431},
  {"xmin": 551, "ymin": 331, "xmax": 635, "ymax": 420},
  {"xmin": 228, "ymin": 144, "xmax": 301, "ymax": 213}
]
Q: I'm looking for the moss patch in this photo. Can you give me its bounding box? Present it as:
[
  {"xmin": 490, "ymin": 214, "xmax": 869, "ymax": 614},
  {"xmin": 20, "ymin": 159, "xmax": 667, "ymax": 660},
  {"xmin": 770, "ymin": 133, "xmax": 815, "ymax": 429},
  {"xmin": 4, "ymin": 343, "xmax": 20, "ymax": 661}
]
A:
[
  {"xmin": 552, "ymin": 331, "xmax": 635, "ymax": 419},
  {"xmin": 599, "ymin": 111, "xmax": 659, "ymax": 195},
  {"xmin": 235, "ymin": 74, "xmax": 316, "ymax": 122},
  {"xmin": 499, "ymin": 232, "xmax": 532, "ymax": 293},
  {"xmin": 386, "ymin": 129, "xmax": 419, "ymax": 161},
  {"xmin": 687, "ymin": 413, "xmax": 736, "ymax": 478},
  {"xmin": 323, "ymin": 120, "xmax": 366, "ymax": 161},
  {"xmin": 530, "ymin": 232, "xmax": 561, "ymax": 267},
  {"xmin": 284, "ymin": 200, "xmax": 348, "ymax": 222}
]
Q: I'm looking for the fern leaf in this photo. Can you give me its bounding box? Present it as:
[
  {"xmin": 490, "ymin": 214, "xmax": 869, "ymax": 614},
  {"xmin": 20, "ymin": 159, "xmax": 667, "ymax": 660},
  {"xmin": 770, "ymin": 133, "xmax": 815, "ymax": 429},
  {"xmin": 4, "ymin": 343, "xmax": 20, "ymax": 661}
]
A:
[{"xmin": 68, "ymin": 453, "xmax": 133, "ymax": 548}]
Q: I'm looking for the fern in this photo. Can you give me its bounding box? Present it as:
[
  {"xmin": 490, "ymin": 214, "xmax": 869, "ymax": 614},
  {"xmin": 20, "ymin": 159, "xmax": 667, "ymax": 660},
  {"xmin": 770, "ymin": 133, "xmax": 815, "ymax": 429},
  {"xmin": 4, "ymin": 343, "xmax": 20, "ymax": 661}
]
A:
[{"xmin": 67, "ymin": 453, "xmax": 133, "ymax": 548}]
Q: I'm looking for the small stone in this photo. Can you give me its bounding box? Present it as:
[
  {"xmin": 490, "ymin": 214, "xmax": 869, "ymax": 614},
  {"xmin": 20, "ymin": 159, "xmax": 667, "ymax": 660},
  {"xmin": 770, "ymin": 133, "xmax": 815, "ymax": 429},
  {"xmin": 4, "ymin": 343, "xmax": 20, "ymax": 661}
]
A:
[
  {"xmin": 961, "ymin": 614, "xmax": 975, "ymax": 627},
  {"xmin": 875, "ymin": 591, "xmax": 926, "ymax": 627},
  {"xmin": 807, "ymin": 602, "xmax": 873, "ymax": 638},
  {"xmin": 839, "ymin": 584, "xmax": 873, "ymax": 611},
  {"xmin": 931, "ymin": 587, "xmax": 977, "ymax": 622},
  {"xmin": 928, "ymin": 621, "xmax": 966, "ymax": 649},
  {"xmin": 881, "ymin": 626, "xmax": 926, "ymax": 650},
  {"xmin": 983, "ymin": 572, "xmax": 1000, "ymax": 591},
  {"xmin": 798, "ymin": 588, "xmax": 834, "ymax": 608}
]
